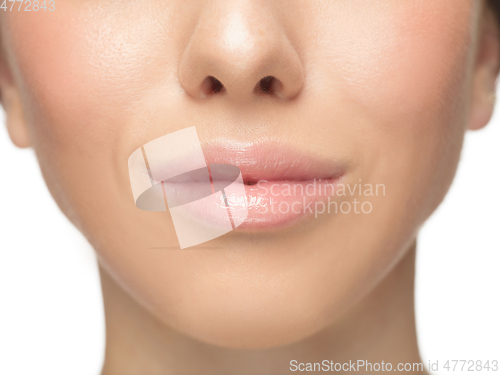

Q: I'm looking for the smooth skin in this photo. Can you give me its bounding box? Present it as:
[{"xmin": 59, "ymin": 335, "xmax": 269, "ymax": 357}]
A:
[{"xmin": 1, "ymin": 1, "xmax": 499, "ymax": 374}]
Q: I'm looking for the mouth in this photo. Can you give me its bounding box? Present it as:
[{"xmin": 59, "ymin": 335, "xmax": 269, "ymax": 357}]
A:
[
  {"xmin": 129, "ymin": 127, "xmax": 352, "ymax": 250},
  {"xmin": 130, "ymin": 133, "xmax": 348, "ymax": 236}
]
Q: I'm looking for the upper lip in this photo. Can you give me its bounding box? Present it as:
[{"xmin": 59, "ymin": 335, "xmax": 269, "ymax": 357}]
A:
[{"xmin": 201, "ymin": 140, "xmax": 346, "ymax": 183}]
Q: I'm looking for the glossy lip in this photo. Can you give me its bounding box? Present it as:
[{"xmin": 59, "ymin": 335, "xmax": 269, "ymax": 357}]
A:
[
  {"xmin": 195, "ymin": 140, "xmax": 348, "ymax": 231},
  {"xmin": 201, "ymin": 140, "xmax": 345, "ymax": 182}
]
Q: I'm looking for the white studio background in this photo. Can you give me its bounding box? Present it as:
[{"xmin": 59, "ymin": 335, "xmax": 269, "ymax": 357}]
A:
[
  {"xmin": 0, "ymin": 108, "xmax": 105, "ymax": 375},
  {"xmin": 0, "ymin": 103, "xmax": 499, "ymax": 374}
]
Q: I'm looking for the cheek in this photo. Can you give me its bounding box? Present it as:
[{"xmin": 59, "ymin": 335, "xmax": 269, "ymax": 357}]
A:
[
  {"xmin": 2, "ymin": 3, "xmax": 178, "ymax": 152},
  {"xmin": 1, "ymin": 7, "xmax": 177, "ymax": 238},
  {"xmin": 313, "ymin": 1, "xmax": 476, "ymax": 187},
  {"xmin": 312, "ymin": 2, "xmax": 476, "ymax": 112},
  {"xmin": 292, "ymin": 1, "xmax": 478, "ymax": 250}
]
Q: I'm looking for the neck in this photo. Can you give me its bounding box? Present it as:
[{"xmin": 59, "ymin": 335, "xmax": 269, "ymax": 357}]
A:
[{"xmin": 99, "ymin": 241, "xmax": 427, "ymax": 375}]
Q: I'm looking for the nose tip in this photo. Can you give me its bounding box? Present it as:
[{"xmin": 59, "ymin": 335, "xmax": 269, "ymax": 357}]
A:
[{"xmin": 178, "ymin": 8, "xmax": 304, "ymax": 102}]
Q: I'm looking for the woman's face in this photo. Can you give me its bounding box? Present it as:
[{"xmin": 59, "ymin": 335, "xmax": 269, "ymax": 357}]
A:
[{"xmin": 1, "ymin": 1, "xmax": 496, "ymax": 348}]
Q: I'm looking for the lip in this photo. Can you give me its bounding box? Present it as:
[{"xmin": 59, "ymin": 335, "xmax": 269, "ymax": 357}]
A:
[
  {"xmin": 195, "ymin": 140, "xmax": 347, "ymax": 230},
  {"xmin": 130, "ymin": 131, "xmax": 349, "ymax": 243},
  {"xmin": 201, "ymin": 140, "xmax": 344, "ymax": 182}
]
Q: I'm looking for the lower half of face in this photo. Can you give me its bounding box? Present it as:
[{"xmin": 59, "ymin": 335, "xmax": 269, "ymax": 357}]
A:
[{"xmin": 2, "ymin": 0, "xmax": 478, "ymax": 348}]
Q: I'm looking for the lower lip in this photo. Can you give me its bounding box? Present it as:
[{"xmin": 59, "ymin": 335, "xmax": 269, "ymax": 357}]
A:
[{"xmin": 164, "ymin": 176, "xmax": 342, "ymax": 232}]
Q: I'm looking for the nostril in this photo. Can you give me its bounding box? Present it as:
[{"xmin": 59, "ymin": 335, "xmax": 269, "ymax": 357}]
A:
[
  {"xmin": 258, "ymin": 76, "xmax": 274, "ymax": 94},
  {"xmin": 199, "ymin": 75, "xmax": 284, "ymax": 98},
  {"xmin": 256, "ymin": 76, "xmax": 283, "ymax": 96},
  {"xmin": 210, "ymin": 76, "xmax": 224, "ymax": 93},
  {"xmin": 201, "ymin": 76, "xmax": 225, "ymax": 96}
]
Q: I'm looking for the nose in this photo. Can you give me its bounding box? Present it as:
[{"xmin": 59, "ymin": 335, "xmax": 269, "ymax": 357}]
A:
[{"xmin": 178, "ymin": 2, "xmax": 304, "ymax": 102}]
